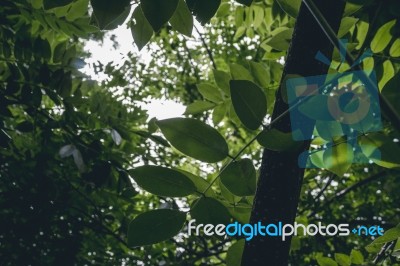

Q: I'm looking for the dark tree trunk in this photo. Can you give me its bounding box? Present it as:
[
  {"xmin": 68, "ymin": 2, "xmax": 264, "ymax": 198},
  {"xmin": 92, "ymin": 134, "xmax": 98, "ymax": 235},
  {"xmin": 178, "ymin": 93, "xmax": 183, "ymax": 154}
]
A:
[{"xmin": 241, "ymin": 1, "xmax": 345, "ymax": 265}]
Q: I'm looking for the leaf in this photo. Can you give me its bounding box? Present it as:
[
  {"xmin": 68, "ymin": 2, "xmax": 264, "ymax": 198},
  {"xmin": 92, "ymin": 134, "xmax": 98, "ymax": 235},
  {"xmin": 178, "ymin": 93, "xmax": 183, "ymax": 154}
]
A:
[
  {"xmin": 156, "ymin": 118, "xmax": 229, "ymax": 163},
  {"xmin": 355, "ymin": 15, "xmax": 369, "ymax": 49},
  {"xmin": 141, "ymin": 0, "xmax": 179, "ymax": 32},
  {"xmin": 382, "ymin": 73, "xmax": 400, "ymax": 118},
  {"xmin": 338, "ymin": 17, "xmax": 359, "ymax": 38},
  {"xmin": 128, "ymin": 209, "xmax": 186, "ymax": 247},
  {"xmin": 229, "ymin": 63, "xmax": 253, "ymax": 81},
  {"xmin": 323, "ymin": 142, "xmax": 354, "ymax": 176},
  {"xmin": 169, "ymin": 0, "xmax": 193, "ymax": 36},
  {"xmin": 264, "ymin": 28, "xmax": 293, "ymax": 51},
  {"xmin": 316, "ymin": 256, "xmax": 338, "ymax": 266},
  {"xmin": 249, "ymin": 61, "xmax": 270, "ymax": 88},
  {"xmin": 131, "ymin": 6, "xmax": 153, "ymax": 51},
  {"xmin": 43, "ymin": 0, "xmax": 74, "ymax": 9},
  {"xmin": 212, "ymin": 102, "xmax": 228, "ymax": 125},
  {"xmin": 235, "ymin": 0, "xmax": 252, "ymax": 7},
  {"xmin": 230, "ymin": 80, "xmax": 267, "ymax": 130},
  {"xmin": 334, "ymin": 253, "xmax": 351, "ymax": 266},
  {"xmin": 191, "ymin": 197, "xmax": 230, "ymax": 225},
  {"xmin": 220, "ymin": 159, "xmax": 256, "ymax": 196},
  {"xmin": 184, "ymin": 100, "xmax": 216, "ymax": 115},
  {"xmin": 367, "ymin": 225, "xmax": 400, "ymax": 247},
  {"xmin": 359, "ymin": 133, "xmax": 400, "ymax": 169},
  {"xmin": 390, "ymin": 38, "xmax": 400, "ymax": 57},
  {"xmin": 72, "ymin": 149, "xmax": 86, "ymax": 172},
  {"xmin": 370, "ymin": 19, "xmax": 396, "ymax": 53},
  {"xmin": 226, "ymin": 240, "xmax": 245, "ymax": 266},
  {"xmin": 350, "ymin": 249, "xmax": 364, "ymax": 265},
  {"xmin": 213, "ymin": 69, "xmax": 231, "ymax": 95},
  {"xmin": 377, "ymin": 60, "xmax": 394, "ymax": 91},
  {"xmin": 175, "ymin": 169, "xmax": 215, "ymax": 197},
  {"xmin": 90, "ymin": 0, "xmax": 131, "ymax": 30},
  {"xmin": 257, "ymin": 129, "xmax": 301, "ymax": 151},
  {"xmin": 197, "ymin": 83, "xmax": 223, "ymax": 103},
  {"xmin": 110, "ymin": 129, "xmax": 122, "ymax": 145},
  {"xmin": 276, "ymin": 0, "xmax": 301, "ymax": 18},
  {"xmin": 186, "ymin": 0, "xmax": 221, "ymax": 24},
  {"xmin": 129, "ymin": 165, "xmax": 196, "ymax": 197}
]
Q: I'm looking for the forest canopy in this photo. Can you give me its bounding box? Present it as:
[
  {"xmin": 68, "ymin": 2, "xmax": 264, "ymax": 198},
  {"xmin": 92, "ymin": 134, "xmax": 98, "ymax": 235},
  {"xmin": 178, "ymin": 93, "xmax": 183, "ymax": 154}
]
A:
[{"xmin": 1, "ymin": 0, "xmax": 400, "ymax": 265}]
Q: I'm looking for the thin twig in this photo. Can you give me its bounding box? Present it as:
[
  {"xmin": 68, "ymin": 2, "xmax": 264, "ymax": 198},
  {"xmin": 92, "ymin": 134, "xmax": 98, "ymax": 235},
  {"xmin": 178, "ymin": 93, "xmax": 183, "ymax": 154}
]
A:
[{"xmin": 194, "ymin": 25, "xmax": 217, "ymax": 69}]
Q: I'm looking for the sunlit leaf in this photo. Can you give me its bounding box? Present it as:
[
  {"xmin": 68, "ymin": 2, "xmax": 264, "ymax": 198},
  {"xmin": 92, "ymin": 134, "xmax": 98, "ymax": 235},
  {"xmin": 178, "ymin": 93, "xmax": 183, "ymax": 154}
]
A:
[
  {"xmin": 170, "ymin": 0, "xmax": 193, "ymax": 36},
  {"xmin": 156, "ymin": 118, "xmax": 229, "ymax": 162},
  {"xmin": 323, "ymin": 142, "xmax": 354, "ymax": 176},
  {"xmin": 184, "ymin": 100, "xmax": 216, "ymax": 115},
  {"xmin": 370, "ymin": 19, "xmax": 396, "ymax": 53}
]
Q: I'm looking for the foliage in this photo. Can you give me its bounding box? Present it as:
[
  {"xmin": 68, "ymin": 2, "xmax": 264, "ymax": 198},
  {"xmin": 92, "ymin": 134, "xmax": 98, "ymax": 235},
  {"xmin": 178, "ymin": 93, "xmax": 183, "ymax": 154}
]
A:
[{"xmin": 1, "ymin": 0, "xmax": 400, "ymax": 265}]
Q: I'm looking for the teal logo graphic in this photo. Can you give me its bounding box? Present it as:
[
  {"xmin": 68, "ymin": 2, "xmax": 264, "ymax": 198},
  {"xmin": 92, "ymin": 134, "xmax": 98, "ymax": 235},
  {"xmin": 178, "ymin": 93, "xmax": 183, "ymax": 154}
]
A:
[{"xmin": 286, "ymin": 41, "xmax": 382, "ymax": 168}]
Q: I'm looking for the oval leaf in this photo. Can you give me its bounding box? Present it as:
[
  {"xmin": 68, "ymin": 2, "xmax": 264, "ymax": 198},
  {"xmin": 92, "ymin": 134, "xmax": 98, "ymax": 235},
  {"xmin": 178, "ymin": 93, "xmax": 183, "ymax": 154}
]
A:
[
  {"xmin": 169, "ymin": 0, "xmax": 193, "ymax": 36},
  {"xmin": 186, "ymin": 0, "xmax": 221, "ymax": 24},
  {"xmin": 230, "ymin": 80, "xmax": 267, "ymax": 130},
  {"xmin": 129, "ymin": 165, "xmax": 196, "ymax": 197},
  {"xmin": 371, "ymin": 19, "xmax": 396, "ymax": 53},
  {"xmin": 323, "ymin": 142, "xmax": 354, "ymax": 176},
  {"xmin": 226, "ymin": 239, "xmax": 245, "ymax": 266},
  {"xmin": 220, "ymin": 159, "xmax": 256, "ymax": 196},
  {"xmin": 91, "ymin": 0, "xmax": 131, "ymax": 30},
  {"xmin": 131, "ymin": 6, "xmax": 153, "ymax": 51},
  {"xmin": 257, "ymin": 128, "xmax": 301, "ymax": 151},
  {"xmin": 128, "ymin": 209, "xmax": 186, "ymax": 247},
  {"xmin": 191, "ymin": 197, "xmax": 231, "ymax": 225},
  {"xmin": 156, "ymin": 118, "xmax": 229, "ymax": 163},
  {"xmin": 141, "ymin": 0, "xmax": 179, "ymax": 32}
]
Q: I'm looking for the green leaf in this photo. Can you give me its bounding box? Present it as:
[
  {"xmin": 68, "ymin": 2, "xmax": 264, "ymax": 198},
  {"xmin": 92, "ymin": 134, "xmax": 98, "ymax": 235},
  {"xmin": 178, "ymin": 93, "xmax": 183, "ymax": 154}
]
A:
[
  {"xmin": 229, "ymin": 63, "xmax": 253, "ymax": 81},
  {"xmin": 131, "ymin": 6, "xmax": 153, "ymax": 51},
  {"xmin": 338, "ymin": 17, "xmax": 359, "ymax": 38},
  {"xmin": 235, "ymin": 0, "xmax": 252, "ymax": 7},
  {"xmin": 184, "ymin": 100, "xmax": 216, "ymax": 115},
  {"xmin": 220, "ymin": 159, "xmax": 256, "ymax": 196},
  {"xmin": 33, "ymin": 37, "xmax": 51, "ymax": 60},
  {"xmin": 368, "ymin": 225, "xmax": 400, "ymax": 246},
  {"xmin": 334, "ymin": 253, "xmax": 351, "ymax": 266},
  {"xmin": 350, "ymin": 249, "xmax": 364, "ymax": 265},
  {"xmin": 142, "ymin": 0, "xmax": 179, "ymax": 32},
  {"xmin": 359, "ymin": 133, "xmax": 400, "ymax": 169},
  {"xmin": 226, "ymin": 240, "xmax": 245, "ymax": 266},
  {"xmin": 128, "ymin": 209, "xmax": 186, "ymax": 247},
  {"xmin": 169, "ymin": 0, "xmax": 193, "ymax": 36},
  {"xmin": 43, "ymin": 0, "xmax": 74, "ymax": 9},
  {"xmin": 355, "ymin": 15, "xmax": 369, "ymax": 49},
  {"xmin": 91, "ymin": 0, "xmax": 131, "ymax": 30},
  {"xmin": 249, "ymin": 61, "xmax": 270, "ymax": 88},
  {"xmin": 16, "ymin": 121, "xmax": 34, "ymax": 132},
  {"xmin": 213, "ymin": 69, "xmax": 231, "ymax": 95},
  {"xmin": 191, "ymin": 197, "xmax": 230, "ymax": 225},
  {"xmin": 212, "ymin": 102, "xmax": 228, "ymax": 125},
  {"xmin": 257, "ymin": 129, "xmax": 301, "ymax": 151},
  {"xmin": 264, "ymin": 28, "xmax": 293, "ymax": 51},
  {"xmin": 197, "ymin": 83, "xmax": 223, "ymax": 103},
  {"xmin": 276, "ymin": 0, "xmax": 301, "ymax": 18},
  {"xmin": 230, "ymin": 80, "xmax": 267, "ymax": 130},
  {"xmin": 390, "ymin": 38, "xmax": 400, "ymax": 57},
  {"xmin": 129, "ymin": 165, "xmax": 196, "ymax": 197},
  {"xmin": 323, "ymin": 142, "xmax": 354, "ymax": 176},
  {"xmin": 175, "ymin": 169, "xmax": 215, "ymax": 197},
  {"xmin": 187, "ymin": 0, "xmax": 221, "ymax": 24},
  {"xmin": 370, "ymin": 19, "xmax": 396, "ymax": 53},
  {"xmin": 377, "ymin": 60, "xmax": 394, "ymax": 91},
  {"xmin": 156, "ymin": 118, "xmax": 229, "ymax": 163},
  {"xmin": 316, "ymin": 256, "xmax": 338, "ymax": 266}
]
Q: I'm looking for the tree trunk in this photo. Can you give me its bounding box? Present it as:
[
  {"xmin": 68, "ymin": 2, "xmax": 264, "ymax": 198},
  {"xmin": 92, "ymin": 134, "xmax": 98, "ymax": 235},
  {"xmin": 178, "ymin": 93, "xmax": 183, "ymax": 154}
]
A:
[{"xmin": 241, "ymin": 1, "xmax": 345, "ymax": 265}]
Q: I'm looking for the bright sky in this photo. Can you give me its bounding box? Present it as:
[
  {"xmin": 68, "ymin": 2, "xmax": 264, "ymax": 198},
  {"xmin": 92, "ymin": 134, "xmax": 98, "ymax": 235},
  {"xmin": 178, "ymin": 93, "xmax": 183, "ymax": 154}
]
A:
[{"xmin": 83, "ymin": 24, "xmax": 185, "ymax": 120}]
